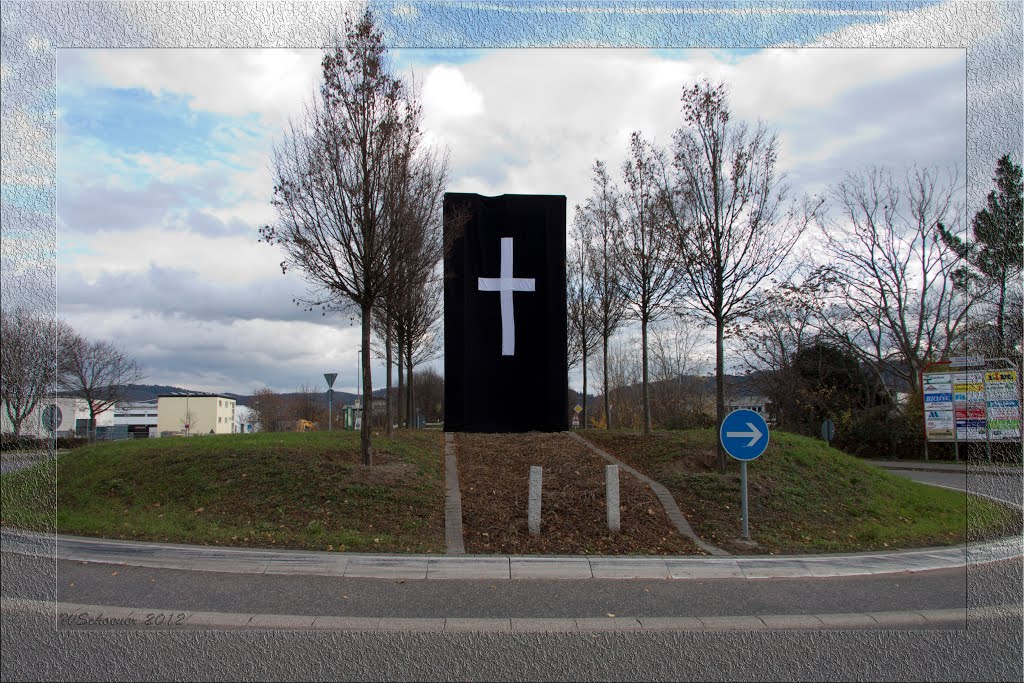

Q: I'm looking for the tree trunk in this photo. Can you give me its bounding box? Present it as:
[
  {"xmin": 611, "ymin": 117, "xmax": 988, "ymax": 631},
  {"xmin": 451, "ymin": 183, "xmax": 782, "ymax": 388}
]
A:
[
  {"xmin": 384, "ymin": 311, "xmax": 393, "ymax": 437},
  {"xmin": 716, "ymin": 316, "xmax": 726, "ymax": 473},
  {"xmin": 360, "ymin": 304, "xmax": 374, "ymax": 466},
  {"xmin": 641, "ymin": 316, "xmax": 651, "ymax": 434},
  {"xmin": 582, "ymin": 344, "xmax": 588, "ymax": 429},
  {"xmin": 397, "ymin": 350, "xmax": 405, "ymax": 429},
  {"xmin": 603, "ymin": 333, "xmax": 611, "ymax": 429},
  {"xmin": 403, "ymin": 342, "xmax": 411, "ymax": 428},
  {"xmin": 997, "ymin": 278, "xmax": 1007, "ymax": 353}
]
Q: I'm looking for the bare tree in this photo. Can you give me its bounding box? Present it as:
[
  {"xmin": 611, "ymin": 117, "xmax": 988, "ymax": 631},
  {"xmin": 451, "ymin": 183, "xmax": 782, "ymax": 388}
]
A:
[
  {"xmin": 385, "ymin": 140, "xmax": 447, "ymax": 430},
  {"xmin": 0, "ymin": 309, "xmax": 59, "ymax": 436},
  {"xmin": 731, "ymin": 282, "xmax": 823, "ymax": 428},
  {"xmin": 412, "ymin": 366, "xmax": 444, "ymax": 423},
  {"xmin": 567, "ymin": 206, "xmax": 602, "ymax": 428},
  {"xmin": 59, "ymin": 330, "xmax": 144, "ymax": 439},
  {"xmin": 249, "ymin": 388, "xmax": 287, "ymax": 433},
  {"xmin": 291, "ymin": 383, "xmax": 328, "ymax": 427},
  {"xmin": 668, "ymin": 81, "xmax": 819, "ymax": 471},
  {"xmin": 260, "ymin": 10, "xmax": 422, "ymax": 465},
  {"xmin": 615, "ymin": 132, "xmax": 680, "ymax": 434},
  {"xmin": 648, "ymin": 318, "xmax": 712, "ymax": 429},
  {"xmin": 580, "ymin": 160, "xmax": 627, "ymax": 429},
  {"xmin": 812, "ymin": 165, "xmax": 970, "ymax": 397}
]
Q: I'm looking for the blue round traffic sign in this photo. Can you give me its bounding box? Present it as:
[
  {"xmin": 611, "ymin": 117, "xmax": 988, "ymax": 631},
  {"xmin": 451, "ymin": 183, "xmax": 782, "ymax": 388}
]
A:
[{"xmin": 719, "ymin": 409, "xmax": 769, "ymax": 461}]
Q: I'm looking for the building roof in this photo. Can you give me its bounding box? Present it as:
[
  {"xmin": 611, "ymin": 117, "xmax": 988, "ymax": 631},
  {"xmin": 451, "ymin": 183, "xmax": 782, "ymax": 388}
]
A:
[{"xmin": 157, "ymin": 392, "xmax": 237, "ymax": 400}]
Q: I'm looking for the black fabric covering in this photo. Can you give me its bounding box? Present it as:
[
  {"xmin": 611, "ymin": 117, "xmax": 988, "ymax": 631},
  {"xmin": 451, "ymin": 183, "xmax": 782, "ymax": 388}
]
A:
[{"xmin": 444, "ymin": 193, "xmax": 568, "ymax": 432}]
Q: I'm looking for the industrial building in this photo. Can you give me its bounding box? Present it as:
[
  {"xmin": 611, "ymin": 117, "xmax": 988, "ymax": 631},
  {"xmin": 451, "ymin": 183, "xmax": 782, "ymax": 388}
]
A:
[{"xmin": 156, "ymin": 393, "xmax": 237, "ymax": 436}]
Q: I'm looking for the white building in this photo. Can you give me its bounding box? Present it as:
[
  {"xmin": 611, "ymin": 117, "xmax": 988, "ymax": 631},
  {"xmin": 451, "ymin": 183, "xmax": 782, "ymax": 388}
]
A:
[
  {"xmin": 1, "ymin": 397, "xmax": 113, "ymax": 438},
  {"xmin": 112, "ymin": 400, "xmax": 160, "ymax": 438},
  {"xmin": 235, "ymin": 404, "xmax": 258, "ymax": 434}
]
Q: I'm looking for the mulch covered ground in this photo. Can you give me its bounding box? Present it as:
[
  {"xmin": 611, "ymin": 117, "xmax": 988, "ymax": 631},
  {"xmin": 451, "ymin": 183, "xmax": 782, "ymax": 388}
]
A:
[{"xmin": 456, "ymin": 432, "xmax": 704, "ymax": 555}]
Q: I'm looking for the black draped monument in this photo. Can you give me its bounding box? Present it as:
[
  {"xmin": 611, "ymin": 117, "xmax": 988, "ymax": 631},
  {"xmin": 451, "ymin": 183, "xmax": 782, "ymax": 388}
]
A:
[{"xmin": 444, "ymin": 193, "xmax": 568, "ymax": 432}]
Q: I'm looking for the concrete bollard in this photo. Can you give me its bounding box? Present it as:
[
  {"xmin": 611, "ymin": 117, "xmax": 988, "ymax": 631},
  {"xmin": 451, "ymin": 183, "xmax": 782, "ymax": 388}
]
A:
[
  {"xmin": 528, "ymin": 465, "xmax": 543, "ymax": 536},
  {"xmin": 606, "ymin": 464, "xmax": 621, "ymax": 532}
]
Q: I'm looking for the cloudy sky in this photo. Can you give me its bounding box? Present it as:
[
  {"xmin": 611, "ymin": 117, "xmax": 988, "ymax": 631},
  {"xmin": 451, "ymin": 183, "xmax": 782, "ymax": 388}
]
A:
[{"xmin": 5, "ymin": 1, "xmax": 1015, "ymax": 396}]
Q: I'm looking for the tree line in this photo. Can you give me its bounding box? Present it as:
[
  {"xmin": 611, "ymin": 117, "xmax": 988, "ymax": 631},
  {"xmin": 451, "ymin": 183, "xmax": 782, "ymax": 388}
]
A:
[
  {"xmin": 568, "ymin": 80, "xmax": 1021, "ymax": 467},
  {"xmin": 260, "ymin": 10, "xmax": 450, "ymax": 465},
  {"xmin": 247, "ymin": 367, "xmax": 444, "ymax": 432},
  {"xmin": 1, "ymin": 312, "xmax": 144, "ymax": 439}
]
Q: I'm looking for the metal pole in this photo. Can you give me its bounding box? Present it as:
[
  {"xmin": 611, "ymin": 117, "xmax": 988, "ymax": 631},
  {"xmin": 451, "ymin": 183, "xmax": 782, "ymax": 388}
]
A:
[
  {"xmin": 329, "ymin": 393, "xmax": 332, "ymax": 431},
  {"xmin": 741, "ymin": 461, "xmax": 750, "ymax": 541}
]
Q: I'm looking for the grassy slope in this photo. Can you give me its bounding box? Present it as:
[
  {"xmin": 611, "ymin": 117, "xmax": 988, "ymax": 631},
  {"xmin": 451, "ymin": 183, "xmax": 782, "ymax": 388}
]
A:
[
  {"xmin": 1, "ymin": 430, "xmax": 445, "ymax": 553},
  {"xmin": 581, "ymin": 429, "xmax": 1020, "ymax": 554}
]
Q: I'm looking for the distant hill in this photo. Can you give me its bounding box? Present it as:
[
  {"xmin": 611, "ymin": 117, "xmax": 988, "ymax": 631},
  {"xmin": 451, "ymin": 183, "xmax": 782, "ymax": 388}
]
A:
[{"xmin": 105, "ymin": 385, "xmax": 357, "ymax": 408}]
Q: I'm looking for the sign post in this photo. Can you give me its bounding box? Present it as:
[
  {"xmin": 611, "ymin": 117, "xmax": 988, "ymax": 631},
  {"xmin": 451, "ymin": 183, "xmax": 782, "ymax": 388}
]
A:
[
  {"xmin": 720, "ymin": 409, "xmax": 770, "ymax": 541},
  {"xmin": 324, "ymin": 373, "xmax": 338, "ymax": 431}
]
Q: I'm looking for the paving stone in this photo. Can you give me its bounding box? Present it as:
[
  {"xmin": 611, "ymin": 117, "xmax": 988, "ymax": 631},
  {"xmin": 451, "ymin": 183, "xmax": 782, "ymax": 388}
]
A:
[
  {"xmin": 377, "ymin": 618, "xmax": 446, "ymax": 631},
  {"xmin": 636, "ymin": 617, "xmax": 704, "ymax": 631},
  {"xmin": 246, "ymin": 614, "xmax": 317, "ymax": 629},
  {"xmin": 344, "ymin": 558, "xmax": 428, "ymax": 579},
  {"xmin": 815, "ymin": 612, "xmax": 879, "ymax": 629},
  {"xmin": 865, "ymin": 610, "xmax": 929, "ymax": 626},
  {"xmin": 510, "ymin": 557, "xmax": 592, "ymax": 579},
  {"xmin": 737, "ymin": 561, "xmax": 813, "ymax": 578},
  {"xmin": 665, "ymin": 560, "xmax": 744, "ymax": 579},
  {"xmin": 589, "ymin": 558, "xmax": 670, "ymax": 579},
  {"xmin": 426, "ymin": 557, "xmax": 509, "ymax": 579},
  {"xmin": 510, "ymin": 618, "xmax": 578, "ymax": 632},
  {"xmin": 187, "ymin": 559, "xmax": 270, "ymax": 574},
  {"xmin": 574, "ymin": 617, "xmax": 644, "ymax": 631},
  {"xmin": 698, "ymin": 616, "xmax": 766, "ymax": 630},
  {"xmin": 310, "ymin": 616, "xmax": 381, "ymax": 630},
  {"xmin": 263, "ymin": 560, "xmax": 347, "ymax": 576},
  {"xmin": 185, "ymin": 612, "xmax": 254, "ymax": 628},
  {"xmin": 757, "ymin": 614, "xmax": 826, "ymax": 629},
  {"xmin": 444, "ymin": 618, "xmax": 512, "ymax": 632}
]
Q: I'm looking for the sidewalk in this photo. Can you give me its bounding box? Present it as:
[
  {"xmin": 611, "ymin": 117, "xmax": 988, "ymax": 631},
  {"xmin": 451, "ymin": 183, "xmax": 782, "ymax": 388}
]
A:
[{"xmin": 3, "ymin": 528, "xmax": 1020, "ymax": 580}]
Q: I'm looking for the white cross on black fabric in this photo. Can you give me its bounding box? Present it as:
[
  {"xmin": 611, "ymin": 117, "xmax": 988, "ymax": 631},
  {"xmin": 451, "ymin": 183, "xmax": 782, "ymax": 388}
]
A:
[{"xmin": 444, "ymin": 193, "xmax": 568, "ymax": 432}]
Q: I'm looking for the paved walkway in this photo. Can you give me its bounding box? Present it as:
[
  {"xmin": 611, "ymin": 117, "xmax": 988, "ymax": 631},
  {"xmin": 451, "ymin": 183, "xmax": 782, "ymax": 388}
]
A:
[{"xmin": 3, "ymin": 528, "xmax": 1020, "ymax": 580}]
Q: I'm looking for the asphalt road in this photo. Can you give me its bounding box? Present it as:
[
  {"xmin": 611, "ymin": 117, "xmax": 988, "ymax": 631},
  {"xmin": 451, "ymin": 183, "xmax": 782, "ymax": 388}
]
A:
[
  {"xmin": 3, "ymin": 553, "xmax": 1014, "ymax": 620},
  {"xmin": 886, "ymin": 467, "xmax": 1023, "ymax": 507},
  {"xmin": 3, "ymin": 458, "xmax": 1021, "ymax": 680}
]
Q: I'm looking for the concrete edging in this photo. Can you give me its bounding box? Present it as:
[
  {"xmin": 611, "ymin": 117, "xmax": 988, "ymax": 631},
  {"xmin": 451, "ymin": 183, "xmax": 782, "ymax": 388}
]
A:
[
  {"xmin": 3, "ymin": 528, "xmax": 1020, "ymax": 580},
  {"xmin": 4, "ymin": 597, "xmax": 1017, "ymax": 632},
  {"xmin": 443, "ymin": 432, "xmax": 466, "ymax": 555}
]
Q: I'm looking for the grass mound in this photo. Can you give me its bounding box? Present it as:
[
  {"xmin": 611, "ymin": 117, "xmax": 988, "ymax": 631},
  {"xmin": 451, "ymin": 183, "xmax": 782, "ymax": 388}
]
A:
[
  {"xmin": 1, "ymin": 430, "xmax": 445, "ymax": 553},
  {"xmin": 581, "ymin": 429, "xmax": 1019, "ymax": 554}
]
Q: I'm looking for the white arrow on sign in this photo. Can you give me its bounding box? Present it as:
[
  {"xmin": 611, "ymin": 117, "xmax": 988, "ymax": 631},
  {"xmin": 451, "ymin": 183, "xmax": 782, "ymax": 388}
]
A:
[{"xmin": 726, "ymin": 423, "xmax": 763, "ymax": 448}]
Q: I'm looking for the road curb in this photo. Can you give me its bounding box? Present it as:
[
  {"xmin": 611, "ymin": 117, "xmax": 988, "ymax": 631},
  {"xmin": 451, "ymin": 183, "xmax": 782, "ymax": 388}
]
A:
[
  {"xmin": 3, "ymin": 528, "xmax": 1021, "ymax": 580},
  {"xmin": 4, "ymin": 597, "xmax": 1018, "ymax": 632}
]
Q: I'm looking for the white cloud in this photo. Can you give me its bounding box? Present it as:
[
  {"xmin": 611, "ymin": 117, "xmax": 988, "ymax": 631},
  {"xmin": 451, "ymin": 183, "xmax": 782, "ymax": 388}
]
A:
[
  {"xmin": 61, "ymin": 48, "xmax": 322, "ymax": 129},
  {"xmin": 808, "ymin": 0, "xmax": 1003, "ymax": 48},
  {"xmin": 422, "ymin": 65, "xmax": 485, "ymax": 121},
  {"xmin": 60, "ymin": 227, "xmax": 283, "ymax": 286}
]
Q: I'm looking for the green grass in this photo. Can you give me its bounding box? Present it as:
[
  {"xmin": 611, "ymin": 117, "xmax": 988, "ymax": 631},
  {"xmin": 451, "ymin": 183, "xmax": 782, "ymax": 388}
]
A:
[
  {"xmin": 1, "ymin": 430, "xmax": 445, "ymax": 553},
  {"xmin": 581, "ymin": 429, "xmax": 1021, "ymax": 554}
]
